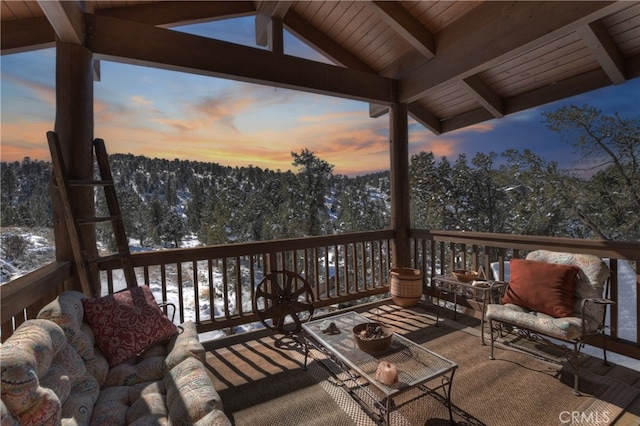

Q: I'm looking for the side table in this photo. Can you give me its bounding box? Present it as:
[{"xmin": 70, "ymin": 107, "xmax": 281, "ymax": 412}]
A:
[{"xmin": 432, "ymin": 274, "xmax": 507, "ymax": 344}]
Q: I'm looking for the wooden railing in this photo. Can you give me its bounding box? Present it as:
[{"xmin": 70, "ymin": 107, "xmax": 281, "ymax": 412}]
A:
[
  {"xmin": 2, "ymin": 229, "xmax": 639, "ymax": 361},
  {"xmin": 99, "ymin": 230, "xmax": 395, "ymax": 334},
  {"xmin": 409, "ymin": 229, "xmax": 640, "ymax": 360}
]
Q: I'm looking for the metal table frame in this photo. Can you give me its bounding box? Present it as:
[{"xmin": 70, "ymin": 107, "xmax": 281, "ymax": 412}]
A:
[
  {"xmin": 301, "ymin": 312, "xmax": 458, "ymax": 425},
  {"xmin": 432, "ymin": 274, "xmax": 506, "ymax": 344}
]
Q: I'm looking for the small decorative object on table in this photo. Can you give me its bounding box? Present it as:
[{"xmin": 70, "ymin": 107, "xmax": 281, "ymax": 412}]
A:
[
  {"xmin": 320, "ymin": 321, "xmax": 340, "ymax": 334},
  {"xmin": 375, "ymin": 361, "xmax": 399, "ymax": 385},
  {"xmin": 352, "ymin": 322, "xmax": 393, "ymax": 353},
  {"xmin": 452, "ymin": 269, "xmax": 479, "ymax": 282}
]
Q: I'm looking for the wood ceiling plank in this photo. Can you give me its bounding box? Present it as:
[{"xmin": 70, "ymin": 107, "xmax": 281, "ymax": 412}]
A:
[
  {"xmin": 85, "ymin": 13, "xmax": 394, "ymax": 104},
  {"xmin": 483, "ymin": 33, "xmax": 583, "ymax": 82},
  {"xmin": 324, "ymin": 1, "xmax": 358, "ymax": 34},
  {"xmin": 335, "ymin": 3, "xmax": 377, "ymax": 51},
  {"xmin": 3, "ymin": 1, "xmax": 38, "ymax": 19},
  {"xmin": 297, "ymin": 0, "xmax": 324, "ymax": 24},
  {"xmin": 400, "ymin": 1, "xmax": 628, "ymax": 103},
  {"xmin": 483, "ymin": 37, "xmax": 588, "ymax": 92},
  {"xmin": 493, "ymin": 46, "xmax": 595, "ymax": 95},
  {"xmin": 1, "ymin": 2, "xmax": 19, "ymax": 20},
  {"xmin": 313, "ymin": 0, "xmax": 340, "ymax": 30},
  {"xmin": 360, "ymin": 26, "xmax": 406, "ymax": 64}
]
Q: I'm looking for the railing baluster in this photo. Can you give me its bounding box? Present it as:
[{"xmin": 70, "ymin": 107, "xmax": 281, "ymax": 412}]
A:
[
  {"xmin": 176, "ymin": 262, "xmax": 184, "ymax": 324},
  {"xmin": 222, "ymin": 257, "xmax": 229, "ymax": 319},
  {"xmin": 609, "ymin": 259, "xmax": 619, "ymax": 340},
  {"xmin": 193, "ymin": 260, "xmax": 200, "ymax": 324},
  {"xmin": 235, "ymin": 256, "xmax": 241, "ymax": 316}
]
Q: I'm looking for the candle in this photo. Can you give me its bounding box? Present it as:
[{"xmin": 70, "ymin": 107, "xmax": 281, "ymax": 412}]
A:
[{"xmin": 375, "ymin": 361, "xmax": 398, "ymax": 385}]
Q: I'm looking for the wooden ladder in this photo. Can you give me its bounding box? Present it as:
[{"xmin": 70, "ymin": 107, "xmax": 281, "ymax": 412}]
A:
[{"xmin": 47, "ymin": 131, "xmax": 138, "ymax": 295}]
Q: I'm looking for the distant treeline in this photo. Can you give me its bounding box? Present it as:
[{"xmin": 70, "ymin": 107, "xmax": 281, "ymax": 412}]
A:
[{"xmin": 2, "ymin": 105, "xmax": 638, "ymax": 246}]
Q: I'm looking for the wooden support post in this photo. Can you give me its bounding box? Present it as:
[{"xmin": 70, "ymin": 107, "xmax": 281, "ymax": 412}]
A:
[
  {"xmin": 390, "ymin": 102, "xmax": 410, "ymax": 268},
  {"xmin": 52, "ymin": 41, "xmax": 98, "ymax": 296}
]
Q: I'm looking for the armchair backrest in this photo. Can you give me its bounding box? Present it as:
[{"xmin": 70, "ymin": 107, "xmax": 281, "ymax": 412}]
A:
[{"xmin": 525, "ymin": 250, "xmax": 610, "ymax": 320}]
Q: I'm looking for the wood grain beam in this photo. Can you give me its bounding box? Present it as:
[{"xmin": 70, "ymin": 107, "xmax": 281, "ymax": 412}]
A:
[
  {"xmin": 1, "ymin": 16, "xmax": 55, "ymax": 54},
  {"xmin": 408, "ymin": 103, "xmax": 441, "ymax": 135},
  {"xmin": 578, "ymin": 20, "xmax": 626, "ymax": 85},
  {"xmin": 460, "ymin": 75, "xmax": 504, "ymax": 118},
  {"xmin": 84, "ymin": 13, "xmax": 394, "ymax": 104},
  {"xmin": 400, "ymin": 1, "xmax": 626, "ymax": 103},
  {"xmin": 37, "ymin": 0, "xmax": 84, "ymax": 44},
  {"xmin": 441, "ymin": 66, "xmax": 621, "ymax": 133},
  {"xmin": 97, "ymin": 1, "xmax": 255, "ymax": 27},
  {"xmin": 255, "ymin": 1, "xmax": 292, "ymax": 49},
  {"xmin": 369, "ymin": 1, "xmax": 435, "ymax": 60},
  {"xmin": 284, "ymin": 10, "xmax": 373, "ymax": 73}
]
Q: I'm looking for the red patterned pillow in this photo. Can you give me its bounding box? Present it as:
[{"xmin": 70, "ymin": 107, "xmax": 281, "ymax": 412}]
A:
[
  {"xmin": 502, "ymin": 258, "xmax": 579, "ymax": 318},
  {"xmin": 83, "ymin": 286, "xmax": 178, "ymax": 367}
]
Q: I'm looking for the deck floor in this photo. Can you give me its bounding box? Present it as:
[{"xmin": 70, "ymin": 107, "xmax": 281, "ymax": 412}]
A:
[{"xmin": 202, "ymin": 300, "xmax": 640, "ymax": 426}]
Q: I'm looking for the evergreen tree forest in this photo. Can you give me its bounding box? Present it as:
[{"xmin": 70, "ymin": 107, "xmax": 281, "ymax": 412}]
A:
[{"xmin": 2, "ymin": 105, "xmax": 638, "ymax": 259}]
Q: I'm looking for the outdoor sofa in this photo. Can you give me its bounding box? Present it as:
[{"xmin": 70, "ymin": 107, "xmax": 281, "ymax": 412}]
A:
[{"xmin": 0, "ymin": 287, "xmax": 231, "ymax": 425}]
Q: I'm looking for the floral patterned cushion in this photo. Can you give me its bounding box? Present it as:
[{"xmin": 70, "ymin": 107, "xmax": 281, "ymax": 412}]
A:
[
  {"xmin": 486, "ymin": 303, "xmax": 601, "ymax": 340},
  {"xmin": 0, "ymin": 320, "xmax": 100, "ymax": 426},
  {"xmin": 83, "ymin": 286, "xmax": 179, "ymax": 367},
  {"xmin": 38, "ymin": 291, "xmax": 109, "ymax": 387}
]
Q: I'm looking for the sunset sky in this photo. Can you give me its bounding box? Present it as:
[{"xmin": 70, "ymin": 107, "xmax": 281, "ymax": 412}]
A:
[{"xmin": 1, "ymin": 16, "xmax": 639, "ymax": 177}]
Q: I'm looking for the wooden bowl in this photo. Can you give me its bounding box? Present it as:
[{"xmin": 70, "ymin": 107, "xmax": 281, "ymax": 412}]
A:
[
  {"xmin": 352, "ymin": 322, "xmax": 393, "ymax": 353},
  {"xmin": 452, "ymin": 269, "xmax": 479, "ymax": 282}
]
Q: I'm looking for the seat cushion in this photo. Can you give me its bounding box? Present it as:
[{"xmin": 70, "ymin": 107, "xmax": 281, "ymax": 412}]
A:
[
  {"xmin": 502, "ymin": 259, "xmax": 579, "ymax": 317},
  {"xmin": 486, "ymin": 304, "xmax": 600, "ymax": 341}
]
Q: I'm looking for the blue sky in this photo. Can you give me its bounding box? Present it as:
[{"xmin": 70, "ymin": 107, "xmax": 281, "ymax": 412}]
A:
[{"xmin": 1, "ymin": 16, "xmax": 639, "ymax": 176}]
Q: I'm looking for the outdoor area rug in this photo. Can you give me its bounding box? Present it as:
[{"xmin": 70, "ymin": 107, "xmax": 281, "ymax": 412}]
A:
[{"xmin": 205, "ymin": 304, "xmax": 638, "ymax": 425}]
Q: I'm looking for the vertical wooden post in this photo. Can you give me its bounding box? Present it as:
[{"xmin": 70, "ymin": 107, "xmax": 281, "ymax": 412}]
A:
[
  {"xmin": 52, "ymin": 41, "xmax": 99, "ymax": 296},
  {"xmin": 389, "ymin": 102, "xmax": 410, "ymax": 268}
]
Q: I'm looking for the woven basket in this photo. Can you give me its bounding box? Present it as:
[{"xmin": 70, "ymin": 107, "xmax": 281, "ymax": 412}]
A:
[{"xmin": 390, "ymin": 268, "xmax": 423, "ymax": 307}]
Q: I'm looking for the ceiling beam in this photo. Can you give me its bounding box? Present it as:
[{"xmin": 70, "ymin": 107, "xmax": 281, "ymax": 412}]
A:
[
  {"xmin": 1, "ymin": 16, "xmax": 55, "ymax": 54},
  {"xmin": 97, "ymin": 1, "xmax": 255, "ymax": 27},
  {"xmin": 84, "ymin": 13, "xmax": 395, "ymax": 104},
  {"xmin": 368, "ymin": 1, "xmax": 435, "ymax": 60},
  {"xmin": 255, "ymin": 1, "xmax": 292, "ymax": 50},
  {"xmin": 284, "ymin": 11, "xmax": 373, "ymax": 73},
  {"xmin": 460, "ymin": 75, "xmax": 504, "ymax": 118},
  {"xmin": 37, "ymin": 0, "xmax": 84, "ymax": 44},
  {"xmin": 442, "ymin": 65, "xmax": 628, "ymax": 133},
  {"xmin": 400, "ymin": 1, "xmax": 627, "ymax": 103},
  {"xmin": 408, "ymin": 103, "xmax": 441, "ymax": 135},
  {"xmin": 578, "ymin": 20, "xmax": 626, "ymax": 85}
]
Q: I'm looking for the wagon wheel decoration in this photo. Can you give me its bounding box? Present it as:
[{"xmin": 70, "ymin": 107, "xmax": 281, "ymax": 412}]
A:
[{"xmin": 253, "ymin": 270, "xmax": 315, "ymax": 335}]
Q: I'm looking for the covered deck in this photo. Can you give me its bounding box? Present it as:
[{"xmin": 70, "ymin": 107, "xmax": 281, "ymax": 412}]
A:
[
  {"xmin": 204, "ymin": 302, "xmax": 640, "ymax": 425},
  {"xmin": 2, "ymin": 1, "xmax": 640, "ymax": 424}
]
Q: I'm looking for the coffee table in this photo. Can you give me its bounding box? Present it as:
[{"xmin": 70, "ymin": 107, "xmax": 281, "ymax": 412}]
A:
[{"xmin": 301, "ymin": 311, "xmax": 458, "ymax": 425}]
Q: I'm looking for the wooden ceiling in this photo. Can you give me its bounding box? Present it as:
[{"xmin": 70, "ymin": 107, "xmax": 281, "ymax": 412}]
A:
[{"xmin": 2, "ymin": 1, "xmax": 639, "ymax": 135}]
